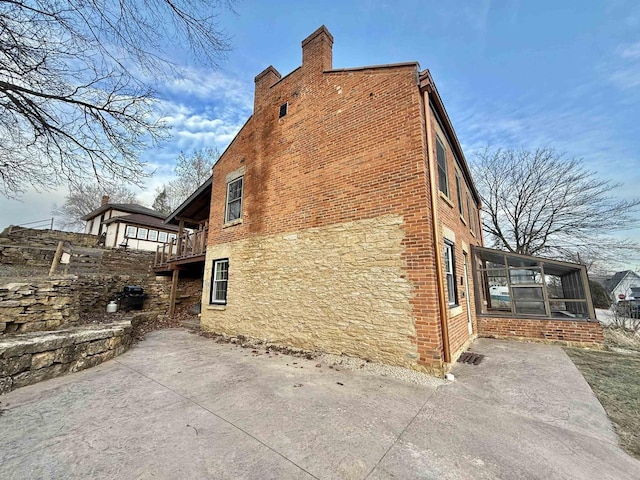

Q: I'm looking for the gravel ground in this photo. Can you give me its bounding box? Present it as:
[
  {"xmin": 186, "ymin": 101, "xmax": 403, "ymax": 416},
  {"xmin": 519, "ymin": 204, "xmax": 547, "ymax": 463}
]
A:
[
  {"xmin": 316, "ymin": 352, "xmax": 446, "ymax": 387},
  {"xmin": 197, "ymin": 330, "xmax": 445, "ymax": 387}
]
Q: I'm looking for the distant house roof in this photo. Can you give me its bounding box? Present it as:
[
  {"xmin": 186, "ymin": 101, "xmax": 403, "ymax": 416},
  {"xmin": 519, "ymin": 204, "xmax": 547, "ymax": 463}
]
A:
[
  {"xmin": 603, "ymin": 270, "xmax": 640, "ymax": 293},
  {"xmin": 81, "ymin": 203, "xmax": 166, "ymax": 221},
  {"xmin": 102, "ymin": 213, "xmax": 179, "ymax": 231}
]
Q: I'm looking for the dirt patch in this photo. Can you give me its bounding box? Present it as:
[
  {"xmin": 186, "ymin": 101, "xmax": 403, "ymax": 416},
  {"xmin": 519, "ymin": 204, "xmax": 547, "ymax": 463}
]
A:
[
  {"xmin": 130, "ymin": 314, "xmax": 182, "ymax": 342},
  {"xmin": 197, "ymin": 330, "xmax": 317, "ymax": 358},
  {"xmin": 565, "ymin": 327, "xmax": 640, "ymax": 459}
]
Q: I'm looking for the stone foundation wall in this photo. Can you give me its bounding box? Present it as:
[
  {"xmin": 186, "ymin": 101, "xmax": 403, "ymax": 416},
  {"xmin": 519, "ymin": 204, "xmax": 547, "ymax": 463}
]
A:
[
  {"xmin": 201, "ymin": 216, "xmax": 420, "ymax": 369},
  {"xmin": 0, "ymin": 322, "xmax": 132, "ymax": 394},
  {"xmin": 477, "ymin": 316, "xmax": 605, "ymax": 347},
  {"xmin": 175, "ymin": 276, "xmax": 203, "ymax": 312},
  {"xmin": 1, "ymin": 275, "xmax": 171, "ymax": 335}
]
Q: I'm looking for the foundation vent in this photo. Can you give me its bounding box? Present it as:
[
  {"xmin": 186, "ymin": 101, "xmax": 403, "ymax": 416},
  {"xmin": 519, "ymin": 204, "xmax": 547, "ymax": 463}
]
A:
[{"xmin": 458, "ymin": 352, "xmax": 485, "ymax": 365}]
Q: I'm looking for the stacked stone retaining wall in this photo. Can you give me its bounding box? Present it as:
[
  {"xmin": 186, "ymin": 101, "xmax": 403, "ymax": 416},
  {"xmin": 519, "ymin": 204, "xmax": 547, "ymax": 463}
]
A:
[
  {"xmin": 0, "ymin": 276, "xmax": 172, "ymax": 335},
  {"xmin": 0, "ymin": 227, "xmax": 98, "ymax": 248},
  {"xmin": 0, "ymin": 322, "xmax": 132, "ymax": 394},
  {"xmin": 0, "ymin": 241, "xmax": 154, "ymax": 276}
]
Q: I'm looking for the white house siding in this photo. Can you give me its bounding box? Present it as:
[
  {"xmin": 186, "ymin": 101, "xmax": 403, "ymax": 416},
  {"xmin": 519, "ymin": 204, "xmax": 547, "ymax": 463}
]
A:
[{"xmin": 612, "ymin": 273, "xmax": 640, "ymax": 302}]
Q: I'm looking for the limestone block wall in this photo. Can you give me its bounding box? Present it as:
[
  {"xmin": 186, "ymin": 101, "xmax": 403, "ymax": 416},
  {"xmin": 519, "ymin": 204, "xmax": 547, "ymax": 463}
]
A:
[
  {"xmin": 201, "ymin": 215, "xmax": 420, "ymax": 368},
  {"xmin": 174, "ymin": 276, "xmax": 204, "ymax": 312},
  {"xmin": 0, "ymin": 322, "xmax": 132, "ymax": 394},
  {"xmin": 0, "ymin": 281, "xmax": 76, "ymax": 334},
  {"xmin": 0, "ymin": 275, "xmax": 171, "ymax": 335}
]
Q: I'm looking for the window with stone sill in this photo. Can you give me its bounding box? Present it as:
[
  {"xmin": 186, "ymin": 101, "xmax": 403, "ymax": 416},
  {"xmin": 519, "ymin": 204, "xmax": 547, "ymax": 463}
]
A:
[
  {"xmin": 210, "ymin": 258, "xmax": 229, "ymax": 304},
  {"xmin": 225, "ymin": 176, "xmax": 243, "ymax": 224},
  {"xmin": 444, "ymin": 241, "xmax": 458, "ymax": 306}
]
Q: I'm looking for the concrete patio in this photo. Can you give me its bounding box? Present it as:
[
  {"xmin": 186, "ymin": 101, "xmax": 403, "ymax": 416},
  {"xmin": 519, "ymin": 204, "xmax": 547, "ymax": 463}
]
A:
[{"xmin": 1, "ymin": 329, "xmax": 638, "ymax": 479}]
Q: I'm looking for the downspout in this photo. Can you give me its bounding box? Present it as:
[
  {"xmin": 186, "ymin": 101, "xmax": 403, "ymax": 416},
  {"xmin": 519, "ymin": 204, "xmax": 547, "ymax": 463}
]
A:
[{"xmin": 422, "ymin": 87, "xmax": 451, "ymax": 364}]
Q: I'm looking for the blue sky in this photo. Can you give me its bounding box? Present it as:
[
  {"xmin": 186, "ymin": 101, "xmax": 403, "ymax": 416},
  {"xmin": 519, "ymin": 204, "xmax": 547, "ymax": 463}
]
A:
[{"xmin": 3, "ymin": 0, "xmax": 639, "ymax": 268}]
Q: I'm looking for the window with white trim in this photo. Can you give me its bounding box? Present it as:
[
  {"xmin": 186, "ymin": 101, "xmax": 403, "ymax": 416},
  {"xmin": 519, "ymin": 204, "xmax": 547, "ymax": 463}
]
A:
[
  {"xmin": 148, "ymin": 230, "xmax": 158, "ymax": 241},
  {"xmin": 444, "ymin": 241, "xmax": 458, "ymax": 306},
  {"xmin": 168, "ymin": 233, "xmax": 177, "ymax": 242},
  {"xmin": 210, "ymin": 259, "xmax": 229, "ymax": 304},
  {"xmin": 137, "ymin": 228, "xmax": 148, "ymax": 240},
  {"xmin": 225, "ymin": 176, "xmax": 243, "ymax": 223},
  {"xmin": 436, "ymin": 136, "xmax": 449, "ymax": 197},
  {"xmin": 125, "ymin": 225, "xmax": 136, "ymax": 238},
  {"xmin": 158, "ymin": 231, "xmax": 168, "ymax": 242}
]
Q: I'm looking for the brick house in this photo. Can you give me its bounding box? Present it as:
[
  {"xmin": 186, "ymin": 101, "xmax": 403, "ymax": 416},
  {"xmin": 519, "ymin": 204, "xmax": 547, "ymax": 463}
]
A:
[{"xmin": 161, "ymin": 26, "xmax": 602, "ymax": 375}]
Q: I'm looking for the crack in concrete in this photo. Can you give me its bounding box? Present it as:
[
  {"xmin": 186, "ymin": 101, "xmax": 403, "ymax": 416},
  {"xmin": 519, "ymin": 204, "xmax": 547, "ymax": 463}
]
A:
[
  {"xmin": 113, "ymin": 359, "xmax": 321, "ymax": 480},
  {"xmin": 363, "ymin": 386, "xmax": 440, "ymax": 479}
]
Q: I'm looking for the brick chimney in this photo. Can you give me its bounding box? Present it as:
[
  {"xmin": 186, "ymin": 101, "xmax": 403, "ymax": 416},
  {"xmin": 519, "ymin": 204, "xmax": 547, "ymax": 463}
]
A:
[
  {"xmin": 101, "ymin": 195, "xmax": 110, "ymax": 206},
  {"xmin": 254, "ymin": 65, "xmax": 281, "ymax": 112},
  {"xmin": 302, "ymin": 25, "xmax": 333, "ymax": 73}
]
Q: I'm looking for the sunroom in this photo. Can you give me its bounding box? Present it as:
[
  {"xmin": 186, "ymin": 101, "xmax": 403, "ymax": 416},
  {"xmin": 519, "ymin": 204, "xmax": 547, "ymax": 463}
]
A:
[{"xmin": 471, "ymin": 246, "xmax": 596, "ymax": 321}]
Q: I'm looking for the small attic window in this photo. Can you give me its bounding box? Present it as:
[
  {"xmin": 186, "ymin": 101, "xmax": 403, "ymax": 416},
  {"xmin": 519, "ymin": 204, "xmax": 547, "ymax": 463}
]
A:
[{"xmin": 278, "ymin": 102, "xmax": 288, "ymax": 118}]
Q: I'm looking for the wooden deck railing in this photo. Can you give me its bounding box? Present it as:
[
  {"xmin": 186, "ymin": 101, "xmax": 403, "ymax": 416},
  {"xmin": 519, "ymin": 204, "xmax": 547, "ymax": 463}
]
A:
[{"xmin": 154, "ymin": 228, "xmax": 208, "ymax": 268}]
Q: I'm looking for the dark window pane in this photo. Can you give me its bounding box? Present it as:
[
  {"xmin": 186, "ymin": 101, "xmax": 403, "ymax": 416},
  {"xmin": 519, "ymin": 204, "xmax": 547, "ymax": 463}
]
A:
[
  {"xmin": 512, "ymin": 287, "xmax": 544, "ymax": 301},
  {"xmin": 509, "ymin": 268, "xmax": 542, "ymax": 284},
  {"xmin": 215, "ymin": 281, "xmax": 227, "ymax": 301},
  {"xmin": 447, "ymin": 274, "xmax": 456, "ymax": 303},
  {"xmin": 436, "ymin": 138, "xmax": 448, "ymax": 195},
  {"xmin": 455, "ymin": 175, "xmax": 463, "ymax": 215},
  {"xmin": 227, "ymin": 200, "xmax": 241, "ymax": 221},
  {"xmin": 549, "ymin": 300, "xmax": 588, "ymax": 318},
  {"xmin": 514, "ymin": 301, "xmax": 546, "ymax": 315},
  {"xmin": 228, "ymin": 178, "xmax": 243, "ymax": 201}
]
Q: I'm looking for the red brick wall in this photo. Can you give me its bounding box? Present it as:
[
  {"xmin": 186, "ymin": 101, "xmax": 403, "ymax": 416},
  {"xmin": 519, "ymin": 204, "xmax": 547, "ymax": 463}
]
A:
[
  {"xmin": 478, "ymin": 316, "xmax": 604, "ymax": 346},
  {"xmin": 428, "ymin": 111, "xmax": 483, "ymax": 358},
  {"xmin": 206, "ymin": 29, "xmax": 482, "ymax": 371}
]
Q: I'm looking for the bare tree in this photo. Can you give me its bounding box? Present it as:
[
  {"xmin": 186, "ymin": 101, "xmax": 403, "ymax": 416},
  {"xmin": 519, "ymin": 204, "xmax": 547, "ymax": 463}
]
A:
[
  {"xmin": 471, "ymin": 147, "xmax": 640, "ymax": 267},
  {"xmin": 0, "ymin": 0, "xmax": 232, "ymax": 198},
  {"xmin": 52, "ymin": 183, "xmax": 138, "ymax": 231},
  {"xmin": 152, "ymin": 187, "xmax": 172, "ymax": 215},
  {"xmin": 162, "ymin": 148, "xmax": 218, "ymax": 211}
]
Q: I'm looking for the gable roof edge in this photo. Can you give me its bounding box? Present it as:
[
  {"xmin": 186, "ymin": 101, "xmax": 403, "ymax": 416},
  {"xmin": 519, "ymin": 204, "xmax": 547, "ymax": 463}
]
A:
[{"xmin": 419, "ymin": 69, "xmax": 481, "ymax": 207}]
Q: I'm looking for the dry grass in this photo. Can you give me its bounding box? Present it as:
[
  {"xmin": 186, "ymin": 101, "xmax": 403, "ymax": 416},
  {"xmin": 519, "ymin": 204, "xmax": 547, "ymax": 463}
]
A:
[{"xmin": 565, "ymin": 327, "xmax": 640, "ymax": 459}]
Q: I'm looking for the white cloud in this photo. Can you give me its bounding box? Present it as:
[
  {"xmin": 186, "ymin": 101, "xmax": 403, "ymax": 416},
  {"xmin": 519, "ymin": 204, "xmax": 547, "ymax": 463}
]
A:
[
  {"xmin": 143, "ymin": 67, "xmax": 253, "ymax": 171},
  {"xmin": 608, "ymin": 41, "xmax": 640, "ymax": 90},
  {"xmin": 164, "ymin": 66, "xmax": 253, "ymax": 109},
  {"xmin": 617, "ymin": 41, "xmax": 640, "ymax": 59}
]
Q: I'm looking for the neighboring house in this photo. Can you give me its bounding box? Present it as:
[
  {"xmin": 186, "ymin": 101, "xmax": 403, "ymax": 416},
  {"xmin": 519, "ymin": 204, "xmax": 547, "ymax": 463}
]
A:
[
  {"xmin": 604, "ymin": 270, "xmax": 640, "ymax": 303},
  {"xmin": 157, "ymin": 26, "xmax": 601, "ymax": 375},
  {"xmin": 82, "ymin": 196, "xmax": 178, "ymax": 251}
]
